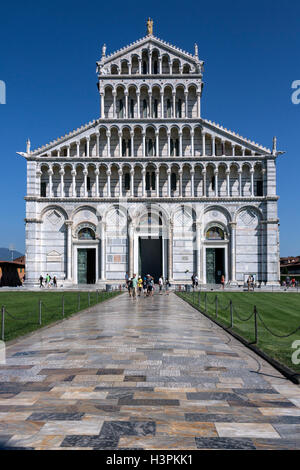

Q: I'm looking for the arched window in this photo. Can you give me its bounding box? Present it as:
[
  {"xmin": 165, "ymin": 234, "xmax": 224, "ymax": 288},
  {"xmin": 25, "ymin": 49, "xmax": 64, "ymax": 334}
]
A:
[
  {"xmin": 153, "ymin": 61, "xmax": 158, "ymax": 74},
  {"xmin": 206, "ymin": 227, "xmax": 224, "ymax": 240},
  {"xmin": 119, "ymin": 99, "xmax": 124, "ymax": 118},
  {"xmin": 130, "ymin": 99, "xmax": 134, "ymax": 118},
  {"xmin": 143, "ymin": 61, "xmax": 147, "ymax": 74},
  {"xmin": 153, "ymin": 99, "xmax": 158, "ymax": 118},
  {"xmin": 171, "ymin": 172, "xmax": 177, "ymax": 191},
  {"xmin": 143, "ymin": 99, "xmax": 148, "ymax": 118},
  {"xmin": 124, "ymin": 173, "xmax": 130, "ymax": 190},
  {"xmin": 177, "ymin": 99, "xmax": 182, "ymax": 118},
  {"xmin": 167, "ymin": 99, "xmax": 172, "ymax": 118},
  {"xmin": 78, "ymin": 228, "xmax": 95, "ymax": 240}
]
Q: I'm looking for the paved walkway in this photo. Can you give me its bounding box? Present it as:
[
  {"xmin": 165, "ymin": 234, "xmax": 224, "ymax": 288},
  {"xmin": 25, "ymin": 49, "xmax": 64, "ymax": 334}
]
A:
[{"xmin": 1, "ymin": 292, "xmax": 300, "ymax": 450}]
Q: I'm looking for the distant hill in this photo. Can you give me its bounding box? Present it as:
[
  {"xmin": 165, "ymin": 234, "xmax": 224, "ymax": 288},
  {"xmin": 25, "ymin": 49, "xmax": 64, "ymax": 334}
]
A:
[{"xmin": 0, "ymin": 248, "xmax": 24, "ymax": 261}]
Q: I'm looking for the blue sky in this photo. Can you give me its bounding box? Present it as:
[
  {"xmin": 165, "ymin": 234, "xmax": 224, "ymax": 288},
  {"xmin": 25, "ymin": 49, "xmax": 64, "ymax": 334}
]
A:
[{"xmin": 0, "ymin": 0, "xmax": 299, "ymax": 256}]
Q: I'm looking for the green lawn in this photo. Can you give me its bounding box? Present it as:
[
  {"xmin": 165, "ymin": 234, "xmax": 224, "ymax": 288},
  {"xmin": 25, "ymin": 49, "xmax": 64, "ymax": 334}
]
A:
[
  {"xmin": 177, "ymin": 291, "xmax": 300, "ymax": 373},
  {"xmin": 0, "ymin": 290, "xmax": 120, "ymax": 342}
]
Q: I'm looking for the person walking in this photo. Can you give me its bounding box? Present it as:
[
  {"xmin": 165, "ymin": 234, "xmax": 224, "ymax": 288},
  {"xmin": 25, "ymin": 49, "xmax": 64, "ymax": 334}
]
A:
[
  {"xmin": 39, "ymin": 275, "xmax": 44, "ymax": 288},
  {"xmin": 221, "ymin": 274, "xmax": 225, "ymax": 290},
  {"xmin": 165, "ymin": 278, "xmax": 170, "ymax": 295},
  {"xmin": 127, "ymin": 277, "xmax": 133, "ymax": 297},
  {"xmin": 194, "ymin": 275, "xmax": 198, "ymax": 289},
  {"xmin": 158, "ymin": 275, "xmax": 163, "ymax": 294},
  {"xmin": 125, "ymin": 272, "xmax": 129, "ymax": 289},
  {"xmin": 137, "ymin": 276, "xmax": 143, "ymax": 296},
  {"xmin": 191, "ymin": 274, "xmax": 195, "ymax": 289},
  {"xmin": 132, "ymin": 274, "xmax": 138, "ymax": 300},
  {"xmin": 53, "ymin": 276, "xmax": 57, "ymax": 288},
  {"xmin": 143, "ymin": 277, "xmax": 147, "ymax": 297}
]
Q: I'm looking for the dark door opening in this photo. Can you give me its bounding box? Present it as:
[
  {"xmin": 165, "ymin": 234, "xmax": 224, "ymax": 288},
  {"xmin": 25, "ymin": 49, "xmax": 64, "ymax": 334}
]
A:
[
  {"xmin": 139, "ymin": 237, "xmax": 162, "ymax": 283},
  {"xmin": 206, "ymin": 248, "xmax": 225, "ymax": 284},
  {"xmin": 77, "ymin": 248, "xmax": 96, "ymax": 284}
]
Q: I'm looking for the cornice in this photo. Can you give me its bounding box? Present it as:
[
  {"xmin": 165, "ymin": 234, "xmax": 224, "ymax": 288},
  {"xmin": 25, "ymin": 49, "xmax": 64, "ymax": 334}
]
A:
[{"xmin": 24, "ymin": 196, "xmax": 278, "ymax": 203}]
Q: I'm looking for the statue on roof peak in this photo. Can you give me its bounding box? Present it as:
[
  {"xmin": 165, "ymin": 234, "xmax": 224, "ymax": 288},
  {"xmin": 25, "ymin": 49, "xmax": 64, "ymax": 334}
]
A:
[{"xmin": 147, "ymin": 17, "xmax": 153, "ymax": 36}]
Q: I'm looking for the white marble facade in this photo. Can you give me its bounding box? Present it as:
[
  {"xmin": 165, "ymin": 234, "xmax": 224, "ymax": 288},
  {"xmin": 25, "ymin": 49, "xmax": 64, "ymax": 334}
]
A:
[{"xmin": 20, "ymin": 27, "xmax": 281, "ymax": 286}]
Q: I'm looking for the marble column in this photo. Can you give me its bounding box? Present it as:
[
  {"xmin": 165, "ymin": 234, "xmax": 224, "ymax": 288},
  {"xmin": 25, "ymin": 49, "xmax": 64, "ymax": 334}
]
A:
[
  {"xmin": 149, "ymin": 92, "xmax": 152, "ymax": 118},
  {"xmin": 83, "ymin": 169, "xmax": 88, "ymax": 197},
  {"xmin": 179, "ymin": 169, "xmax": 183, "ymax": 197},
  {"xmin": 202, "ymin": 133, "xmax": 206, "ymax": 156},
  {"xmin": 229, "ymin": 222, "xmax": 237, "ymax": 283},
  {"xmin": 214, "ymin": 169, "xmax": 218, "ymax": 197},
  {"xmin": 100, "ymin": 93, "xmax": 105, "ymax": 118},
  {"xmin": 101, "ymin": 221, "xmax": 106, "ymax": 280},
  {"xmin": 212, "ymin": 136, "xmax": 215, "ymax": 156},
  {"xmin": 168, "ymin": 221, "xmax": 173, "ymax": 281},
  {"xmin": 106, "ymin": 170, "xmax": 111, "ymax": 197},
  {"xmin": 250, "ymin": 168, "xmax": 254, "ymax": 196},
  {"xmin": 130, "ymin": 168, "xmax": 134, "ymax": 197},
  {"xmin": 197, "ymin": 91, "xmax": 201, "ymax": 118},
  {"xmin": 106, "ymin": 131, "xmax": 111, "ymax": 157},
  {"xmin": 196, "ymin": 221, "xmax": 201, "ymax": 280},
  {"xmin": 118, "ymin": 169, "xmax": 123, "ymax": 197},
  {"xmin": 226, "ymin": 169, "xmax": 230, "ymax": 197},
  {"xmin": 65, "ymin": 220, "xmax": 73, "ymax": 281},
  {"xmin": 172, "ymin": 92, "xmax": 176, "ymax": 118},
  {"xmin": 71, "ymin": 169, "xmax": 76, "ymax": 197},
  {"xmin": 130, "ymin": 131, "xmax": 134, "ymax": 157},
  {"xmin": 155, "ymin": 131, "xmax": 159, "ymax": 156},
  {"xmin": 36, "ymin": 170, "xmax": 42, "ymax": 196},
  {"xmin": 167, "ymin": 168, "xmax": 171, "ymax": 197},
  {"xmin": 179, "ymin": 131, "xmax": 183, "ymax": 157},
  {"xmin": 160, "ymin": 91, "xmax": 164, "ymax": 118},
  {"xmin": 185, "ymin": 91, "xmax": 188, "ymax": 118},
  {"xmin": 119, "ymin": 132, "xmax": 122, "ymax": 157},
  {"xmin": 67, "ymin": 145, "xmax": 70, "ymax": 157},
  {"xmin": 238, "ymin": 169, "xmax": 243, "ymax": 196},
  {"xmin": 86, "ymin": 137, "xmax": 90, "ymax": 158},
  {"xmin": 158, "ymin": 57, "xmax": 162, "ymax": 74},
  {"xmin": 48, "ymin": 169, "xmax": 53, "ymax": 197},
  {"xmin": 190, "ymin": 169, "xmax": 195, "ymax": 197},
  {"xmin": 156, "ymin": 169, "xmax": 159, "ymax": 197},
  {"xmin": 191, "ymin": 131, "xmax": 194, "ymax": 156},
  {"xmin": 167, "ymin": 132, "xmax": 171, "ymax": 156},
  {"xmin": 76, "ymin": 141, "xmax": 80, "ymax": 157},
  {"xmin": 262, "ymin": 168, "xmax": 266, "ymax": 196},
  {"xmin": 125, "ymin": 91, "xmax": 129, "ymax": 119},
  {"xmin": 95, "ymin": 168, "xmax": 99, "ymax": 197},
  {"xmin": 112, "ymin": 91, "xmax": 116, "ymax": 118},
  {"xmin": 59, "ymin": 169, "xmax": 65, "ymax": 198},
  {"xmin": 128, "ymin": 223, "xmax": 134, "ymax": 277},
  {"xmin": 142, "ymin": 168, "xmax": 146, "ymax": 197},
  {"xmin": 96, "ymin": 131, "xmax": 100, "ymax": 156},
  {"xmin": 142, "ymin": 132, "xmax": 146, "ymax": 157},
  {"xmin": 137, "ymin": 92, "xmax": 140, "ymax": 118},
  {"xmin": 138, "ymin": 57, "xmax": 142, "ymax": 75},
  {"xmin": 202, "ymin": 170, "xmax": 206, "ymax": 197}
]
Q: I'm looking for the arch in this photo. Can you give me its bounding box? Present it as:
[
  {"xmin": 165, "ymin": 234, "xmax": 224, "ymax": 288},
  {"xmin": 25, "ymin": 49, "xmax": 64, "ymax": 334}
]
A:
[
  {"xmin": 204, "ymin": 205, "xmax": 232, "ymax": 223},
  {"xmin": 40, "ymin": 204, "xmax": 68, "ymax": 220},
  {"xmin": 234, "ymin": 205, "xmax": 263, "ymax": 224}
]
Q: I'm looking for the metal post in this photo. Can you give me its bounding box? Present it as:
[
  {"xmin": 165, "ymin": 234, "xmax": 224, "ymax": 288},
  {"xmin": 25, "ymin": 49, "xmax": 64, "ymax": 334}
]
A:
[
  {"xmin": 78, "ymin": 293, "xmax": 80, "ymax": 310},
  {"xmin": 230, "ymin": 300, "xmax": 233, "ymax": 328},
  {"xmin": 205, "ymin": 292, "xmax": 207, "ymax": 314},
  {"xmin": 96, "ymin": 290, "xmax": 99, "ymax": 303},
  {"xmin": 1, "ymin": 306, "xmax": 5, "ymax": 341},
  {"xmin": 215, "ymin": 295, "xmax": 218, "ymax": 318},
  {"xmin": 62, "ymin": 295, "xmax": 65, "ymax": 317},
  {"xmin": 254, "ymin": 305, "xmax": 258, "ymax": 344},
  {"xmin": 39, "ymin": 300, "xmax": 42, "ymax": 326}
]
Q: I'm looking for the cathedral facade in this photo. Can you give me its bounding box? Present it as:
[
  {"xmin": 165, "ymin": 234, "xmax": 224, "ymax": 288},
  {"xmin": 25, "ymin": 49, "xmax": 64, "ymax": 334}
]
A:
[{"xmin": 20, "ymin": 22, "xmax": 281, "ymax": 286}]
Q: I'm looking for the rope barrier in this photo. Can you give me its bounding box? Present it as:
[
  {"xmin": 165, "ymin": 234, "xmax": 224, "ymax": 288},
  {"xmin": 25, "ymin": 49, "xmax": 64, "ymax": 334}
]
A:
[
  {"xmin": 256, "ymin": 310, "xmax": 300, "ymax": 338},
  {"xmin": 232, "ymin": 305, "xmax": 255, "ymax": 322}
]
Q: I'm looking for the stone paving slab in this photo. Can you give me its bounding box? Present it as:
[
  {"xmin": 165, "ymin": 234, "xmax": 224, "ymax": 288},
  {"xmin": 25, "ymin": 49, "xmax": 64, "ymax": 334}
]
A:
[{"xmin": 0, "ymin": 292, "xmax": 300, "ymax": 450}]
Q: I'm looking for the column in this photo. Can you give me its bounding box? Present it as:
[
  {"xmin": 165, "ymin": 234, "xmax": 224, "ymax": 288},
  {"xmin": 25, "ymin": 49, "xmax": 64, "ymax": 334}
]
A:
[
  {"xmin": 71, "ymin": 169, "xmax": 76, "ymax": 197},
  {"xmin": 118, "ymin": 169, "xmax": 123, "ymax": 197},
  {"xmin": 142, "ymin": 168, "xmax": 146, "ymax": 196},
  {"xmin": 168, "ymin": 221, "xmax": 173, "ymax": 281},
  {"xmin": 156, "ymin": 169, "xmax": 159, "ymax": 197},
  {"xmin": 106, "ymin": 169, "xmax": 111, "ymax": 197},
  {"xmin": 155, "ymin": 130, "xmax": 159, "ymax": 157},
  {"xmin": 100, "ymin": 92, "xmax": 105, "ymax": 118},
  {"xmin": 86, "ymin": 137, "xmax": 90, "ymax": 157},
  {"xmin": 112, "ymin": 91, "xmax": 116, "ymax": 118},
  {"xmin": 59, "ymin": 168, "xmax": 65, "ymax": 197},
  {"xmin": 160, "ymin": 90, "xmax": 164, "ymax": 118},
  {"xmin": 179, "ymin": 131, "xmax": 183, "ymax": 157},
  {"xmin": 48, "ymin": 168, "xmax": 53, "ymax": 197},
  {"xmin": 158, "ymin": 57, "xmax": 162, "ymax": 74},
  {"xmin": 197, "ymin": 91, "xmax": 201, "ymax": 118},
  {"xmin": 138, "ymin": 57, "xmax": 142, "ymax": 75},
  {"xmin": 142, "ymin": 132, "xmax": 146, "ymax": 157},
  {"xmin": 262, "ymin": 168, "xmax": 266, "ymax": 196},
  {"xmin": 190, "ymin": 168, "xmax": 195, "ymax": 197},
  {"xmin": 101, "ymin": 221, "xmax": 106, "ymax": 280},
  {"xmin": 226, "ymin": 169, "xmax": 230, "ymax": 197},
  {"xmin": 223, "ymin": 141, "xmax": 226, "ymax": 156},
  {"xmin": 242, "ymin": 147, "xmax": 246, "ymax": 156},
  {"xmin": 172, "ymin": 92, "xmax": 176, "ymax": 118},
  {"xmin": 211, "ymin": 135, "xmax": 215, "ymax": 156},
  {"xmin": 250, "ymin": 168, "xmax": 254, "ymax": 197},
  {"xmin": 202, "ymin": 132, "xmax": 206, "ymax": 156},
  {"xmin": 179, "ymin": 169, "xmax": 183, "ymax": 197},
  {"xmin": 76, "ymin": 141, "xmax": 80, "ymax": 157},
  {"xmin": 185, "ymin": 91, "xmax": 188, "ymax": 118},
  {"xmin": 83, "ymin": 169, "xmax": 88, "ymax": 197},
  {"xmin": 214, "ymin": 169, "xmax": 218, "ymax": 197},
  {"xmin": 125, "ymin": 91, "xmax": 128, "ymax": 119},
  {"xmin": 95, "ymin": 167, "xmax": 99, "ymax": 197},
  {"xmin": 238, "ymin": 169, "xmax": 243, "ymax": 196},
  {"xmin": 149, "ymin": 91, "xmax": 152, "ymax": 118},
  {"xmin": 202, "ymin": 169, "xmax": 206, "ymax": 197},
  {"xmin": 119, "ymin": 131, "xmax": 122, "ymax": 157},
  {"xmin": 106, "ymin": 131, "xmax": 111, "ymax": 157},
  {"xmin": 65, "ymin": 221, "xmax": 73, "ymax": 281},
  {"xmin": 167, "ymin": 168, "xmax": 171, "ymax": 197},
  {"xmin": 137, "ymin": 91, "xmax": 141, "ymax": 119},
  {"xmin": 167, "ymin": 131, "xmax": 171, "ymax": 156},
  {"xmin": 96, "ymin": 131, "xmax": 100, "ymax": 156},
  {"xmin": 191, "ymin": 130, "xmax": 194, "ymax": 156},
  {"xmin": 67, "ymin": 145, "xmax": 70, "ymax": 157},
  {"xmin": 130, "ymin": 168, "xmax": 134, "ymax": 197},
  {"xmin": 36, "ymin": 170, "xmax": 42, "ymax": 196},
  {"xmin": 128, "ymin": 223, "xmax": 134, "ymax": 277},
  {"xmin": 130, "ymin": 130, "xmax": 134, "ymax": 157},
  {"xmin": 57, "ymin": 149, "xmax": 61, "ymax": 157},
  {"xmin": 229, "ymin": 222, "xmax": 237, "ymax": 283},
  {"xmin": 196, "ymin": 221, "xmax": 201, "ymax": 280}
]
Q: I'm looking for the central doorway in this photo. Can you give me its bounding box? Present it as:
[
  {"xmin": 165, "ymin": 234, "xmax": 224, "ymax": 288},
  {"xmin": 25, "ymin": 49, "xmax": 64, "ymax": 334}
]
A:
[
  {"xmin": 139, "ymin": 237, "xmax": 162, "ymax": 283},
  {"xmin": 77, "ymin": 248, "xmax": 96, "ymax": 284},
  {"xmin": 206, "ymin": 248, "xmax": 225, "ymax": 284}
]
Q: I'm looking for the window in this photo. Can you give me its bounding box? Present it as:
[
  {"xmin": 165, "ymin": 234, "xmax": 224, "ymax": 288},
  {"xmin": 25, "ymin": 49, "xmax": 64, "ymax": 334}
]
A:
[
  {"xmin": 206, "ymin": 227, "xmax": 224, "ymax": 240},
  {"xmin": 124, "ymin": 173, "xmax": 130, "ymax": 190},
  {"xmin": 177, "ymin": 99, "xmax": 182, "ymax": 118},
  {"xmin": 153, "ymin": 61, "xmax": 158, "ymax": 74},
  {"xmin": 41, "ymin": 182, "xmax": 47, "ymax": 197},
  {"xmin": 146, "ymin": 172, "xmax": 155, "ymax": 190},
  {"xmin": 119, "ymin": 99, "xmax": 124, "ymax": 118},
  {"xmin": 256, "ymin": 180, "xmax": 263, "ymax": 196},
  {"xmin": 167, "ymin": 99, "xmax": 171, "ymax": 118},
  {"xmin": 171, "ymin": 139, "xmax": 179, "ymax": 156},
  {"xmin": 130, "ymin": 99, "xmax": 134, "ymax": 118},
  {"xmin": 147, "ymin": 139, "xmax": 155, "ymax": 156},
  {"xmin": 87, "ymin": 177, "xmax": 91, "ymax": 191},
  {"xmin": 122, "ymin": 139, "xmax": 126, "ymax": 156},
  {"xmin": 78, "ymin": 228, "xmax": 95, "ymax": 240},
  {"xmin": 153, "ymin": 99, "xmax": 158, "ymax": 118},
  {"xmin": 171, "ymin": 172, "xmax": 177, "ymax": 191},
  {"xmin": 211, "ymin": 175, "xmax": 215, "ymax": 191},
  {"xmin": 143, "ymin": 61, "xmax": 147, "ymax": 74},
  {"xmin": 143, "ymin": 99, "xmax": 148, "ymax": 118},
  {"xmin": 146, "ymin": 172, "xmax": 150, "ymax": 190}
]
